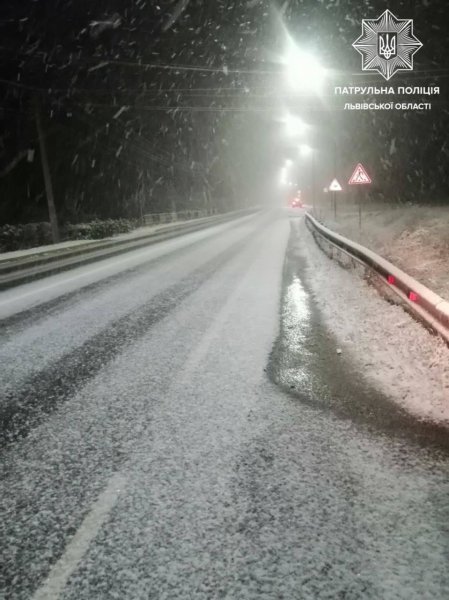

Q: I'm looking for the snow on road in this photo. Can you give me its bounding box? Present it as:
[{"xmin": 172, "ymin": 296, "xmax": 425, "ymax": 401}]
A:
[
  {"xmin": 0, "ymin": 215, "xmax": 259, "ymax": 396},
  {"xmin": 1, "ymin": 212, "xmax": 449, "ymax": 599},
  {"xmin": 298, "ymin": 218, "xmax": 449, "ymax": 425},
  {"xmin": 0, "ymin": 214, "xmax": 256, "ymax": 319}
]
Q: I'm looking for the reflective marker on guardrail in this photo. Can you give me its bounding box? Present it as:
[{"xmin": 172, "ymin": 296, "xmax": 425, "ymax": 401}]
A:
[{"xmin": 305, "ymin": 211, "xmax": 449, "ymax": 344}]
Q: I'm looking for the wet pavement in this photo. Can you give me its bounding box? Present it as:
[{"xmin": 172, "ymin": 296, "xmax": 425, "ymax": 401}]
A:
[
  {"xmin": 1, "ymin": 214, "xmax": 448, "ymax": 599},
  {"xmin": 272, "ymin": 224, "xmax": 449, "ymax": 451}
]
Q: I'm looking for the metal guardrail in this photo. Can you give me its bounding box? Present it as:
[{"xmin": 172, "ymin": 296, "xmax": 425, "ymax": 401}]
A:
[
  {"xmin": 0, "ymin": 208, "xmax": 259, "ymax": 290},
  {"xmin": 305, "ymin": 212, "xmax": 449, "ymax": 344},
  {"xmin": 143, "ymin": 209, "xmax": 218, "ymax": 225}
]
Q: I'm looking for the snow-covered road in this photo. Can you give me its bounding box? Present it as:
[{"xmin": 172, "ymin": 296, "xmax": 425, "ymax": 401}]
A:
[{"xmin": 1, "ymin": 212, "xmax": 449, "ymax": 599}]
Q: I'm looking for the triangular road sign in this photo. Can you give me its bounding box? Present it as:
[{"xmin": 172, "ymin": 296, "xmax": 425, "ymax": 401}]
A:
[
  {"xmin": 349, "ymin": 163, "xmax": 372, "ymax": 185},
  {"xmin": 329, "ymin": 178, "xmax": 343, "ymax": 192}
]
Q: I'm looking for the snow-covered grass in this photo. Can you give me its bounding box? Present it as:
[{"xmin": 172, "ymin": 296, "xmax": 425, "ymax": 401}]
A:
[
  {"xmin": 314, "ymin": 202, "xmax": 449, "ymax": 300},
  {"xmin": 299, "ymin": 218, "xmax": 449, "ymax": 426}
]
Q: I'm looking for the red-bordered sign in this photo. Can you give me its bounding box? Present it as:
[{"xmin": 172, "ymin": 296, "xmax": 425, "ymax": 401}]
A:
[{"xmin": 349, "ymin": 163, "xmax": 372, "ymax": 185}]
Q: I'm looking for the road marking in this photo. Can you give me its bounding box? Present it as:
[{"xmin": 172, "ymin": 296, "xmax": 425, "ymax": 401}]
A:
[
  {"xmin": 32, "ymin": 473, "xmax": 127, "ymax": 600},
  {"xmin": 30, "ymin": 267, "xmax": 249, "ymax": 597},
  {"xmin": 27, "ymin": 217, "xmax": 262, "ymax": 598}
]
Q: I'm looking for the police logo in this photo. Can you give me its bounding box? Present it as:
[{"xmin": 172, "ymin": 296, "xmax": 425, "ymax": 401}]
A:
[
  {"xmin": 378, "ymin": 33, "xmax": 397, "ymax": 60},
  {"xmin": 353, "ymin": 10, "xmax": 422, "ymax": 81}
]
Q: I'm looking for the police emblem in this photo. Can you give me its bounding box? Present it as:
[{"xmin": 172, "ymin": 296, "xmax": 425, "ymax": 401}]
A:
[{"xmin": 353, "ymin": 10, "xmax": 422, "ymax": 81}]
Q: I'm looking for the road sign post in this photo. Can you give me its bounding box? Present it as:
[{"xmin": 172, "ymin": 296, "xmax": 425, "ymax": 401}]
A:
[
  {"xmin": 348, "ymin": 164, "xmax": 371, "ymax": 231},
  {"xmin": 328, "ymin": 178, "xmax": 342, "ymax": 219},
  {"xmin": 358, "ymin": 188, "xmax": 362, "ymax": 230}
]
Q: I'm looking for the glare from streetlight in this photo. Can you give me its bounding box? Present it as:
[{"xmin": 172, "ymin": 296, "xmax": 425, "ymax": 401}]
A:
[
  {"xmin": 280, "ymin": 158, "xmax": 296, "ymax": 185},
  {"xmin": 283, "ymin": 113, "xmax": 307, "ymax": 138},
  {"xmin": 300, "ymin": 144, "xmax": 313, "ymax": 157},
  {"xmin": 280, "ymin": 166, "xmax": 288, "ymax": 185},
  {"xmin": 283, "ymin": 40, "xmax": 326, "ymax": 94}
]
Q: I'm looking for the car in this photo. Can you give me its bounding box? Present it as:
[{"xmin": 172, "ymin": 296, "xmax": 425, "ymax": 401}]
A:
[
  {"xmin": 288, "ymin": 193, "xmax": 304, "ymax": 209},
  {"xmin": 290, "ymin": 198, "xmax": 303, "ymax": 209}
]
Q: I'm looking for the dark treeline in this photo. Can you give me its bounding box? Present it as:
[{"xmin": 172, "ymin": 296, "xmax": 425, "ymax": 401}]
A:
[{"xmin": 0, "ymin": 0, "xmax": 275, "ymax": 225}]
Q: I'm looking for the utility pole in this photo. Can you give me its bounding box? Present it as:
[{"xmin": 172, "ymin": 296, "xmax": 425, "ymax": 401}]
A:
[{"xmin": 35, "ymin": 102, "xmax": 60, "ymax": 243}]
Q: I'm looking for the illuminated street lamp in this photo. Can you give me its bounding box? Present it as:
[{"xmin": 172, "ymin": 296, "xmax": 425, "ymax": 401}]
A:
[
  {"xmin": 283, "ymin": 113, "xmax": 307, "ymax": 138},
  {"xmin": 283, "ymin": 40, "xmax": 327, "ymax": 94},
  {"xmin": 300, "ymin": 144, "xmax": 313, "ymax": 157},
  {"xmin": 280, "ymin": 158, "xmax": 295, "ymax": 186}
]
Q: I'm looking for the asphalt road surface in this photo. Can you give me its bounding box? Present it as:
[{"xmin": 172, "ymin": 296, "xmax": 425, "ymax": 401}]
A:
[{"xmin": 1, "ymin": 212, "xmax": 449, "ymax": 600}]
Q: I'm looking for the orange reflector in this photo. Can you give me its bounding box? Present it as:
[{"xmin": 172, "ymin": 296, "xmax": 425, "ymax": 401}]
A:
[{"xmin": 409, "ymin": 291, "xmax": 418, "ymax": 302}]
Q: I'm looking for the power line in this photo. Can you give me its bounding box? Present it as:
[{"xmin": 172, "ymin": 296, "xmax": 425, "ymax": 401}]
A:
[
  {"xmin": 86, "ymin": 57, "xmax": 275, "ymax": 75},
  {"xmin": 68, "ymin": 111, "xmax": 202, "ymax": 175}
]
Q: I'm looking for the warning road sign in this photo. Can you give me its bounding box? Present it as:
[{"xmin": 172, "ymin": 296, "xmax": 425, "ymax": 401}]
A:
[
  {"xmin": 349, "ymin": 163, "xmax": 372, "ymax": 185},
  {"xmin": 329, "ymin": 178, "xmax": 343, "ymax": 192}
]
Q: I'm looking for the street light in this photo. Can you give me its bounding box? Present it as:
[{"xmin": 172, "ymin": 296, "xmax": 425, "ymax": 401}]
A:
[
  {"xmin": 280, "ymin": 158, "xmax": 295, "ymax": 186},
  {"xmin": 282, "ymin": 113, "xmax": 307, "ymax": 138},
  {"xmin": 299, "ymin": 144, "xmax": 313, "ymax": 157},
  {"xmin": 283, "ymin": 40, "xmax": 327, "ymax": 94}
]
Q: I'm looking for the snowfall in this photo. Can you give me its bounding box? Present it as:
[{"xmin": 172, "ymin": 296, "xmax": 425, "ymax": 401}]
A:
[
  {"xmin": 2, "ymin": 207, "xmax": 449, "ymax": 428},
  {"xmin": 299, "ymin": 205, "xmax": 449, "ymax": 426}
]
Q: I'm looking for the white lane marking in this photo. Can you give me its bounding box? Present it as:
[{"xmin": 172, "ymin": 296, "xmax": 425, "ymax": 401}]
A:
[
  {"xmin": 30, "ymin": 235, "xmax": 255, "ymax": 598},
  {"xmin": 32, "ymin": 473, "xmax": 127, "ymax": 600},
  {"xmin": 28, "ymin": 215, "xmax": 262, "ymax": 598}
]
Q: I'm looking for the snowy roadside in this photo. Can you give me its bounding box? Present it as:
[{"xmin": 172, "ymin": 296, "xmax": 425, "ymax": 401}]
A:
[
  {"xmin": 0, "ymin": 210, "xmax": 260, "ymax": 263},
  {"xmin": 0, "ymin": 219, "xmax": 207, "ymax": 263},
  {"xmin": 298, "ymin": 218, "xmax": 449, "ymax": 426},
  {"xmin": 316, "ymin": 204, "xmax": 449, "ymax": 301}
]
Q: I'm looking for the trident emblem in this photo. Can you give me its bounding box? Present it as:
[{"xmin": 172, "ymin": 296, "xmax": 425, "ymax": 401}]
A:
[
  {"xmin": 378, "ymin": 33, "xmax": 397, "ymax": 59},
  {"xmin": 378, "ymin": 33, "xmax": 398, "ymax": 60}
]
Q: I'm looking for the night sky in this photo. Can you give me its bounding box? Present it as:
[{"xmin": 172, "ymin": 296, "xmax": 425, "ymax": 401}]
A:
[{"xmin": 0, "ymin": 0, "xmax": 448, "ymax": 227}]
